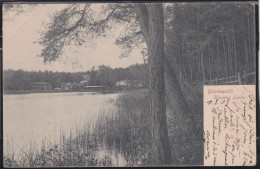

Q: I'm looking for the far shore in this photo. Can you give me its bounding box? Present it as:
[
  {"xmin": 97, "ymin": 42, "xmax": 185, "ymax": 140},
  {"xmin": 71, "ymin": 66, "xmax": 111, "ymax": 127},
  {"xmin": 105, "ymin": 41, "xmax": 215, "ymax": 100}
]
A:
[{"xmin": 3, "ymin": 88, "xmax": 147, "ymax": 95}]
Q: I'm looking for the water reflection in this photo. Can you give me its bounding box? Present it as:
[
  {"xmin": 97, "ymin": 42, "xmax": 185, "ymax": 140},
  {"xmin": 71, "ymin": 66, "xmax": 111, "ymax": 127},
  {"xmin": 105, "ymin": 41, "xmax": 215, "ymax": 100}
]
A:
[{"xmin": 3, "ymin": 92, "xmax": 121, "ymax": 164}]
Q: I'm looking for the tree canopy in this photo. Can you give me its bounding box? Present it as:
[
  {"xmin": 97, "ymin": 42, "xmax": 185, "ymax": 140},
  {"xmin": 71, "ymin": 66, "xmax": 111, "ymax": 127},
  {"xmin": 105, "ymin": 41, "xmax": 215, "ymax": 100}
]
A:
[{"xmin": 39, "ymin": 3, "xmax": 144, "ymax": 62}]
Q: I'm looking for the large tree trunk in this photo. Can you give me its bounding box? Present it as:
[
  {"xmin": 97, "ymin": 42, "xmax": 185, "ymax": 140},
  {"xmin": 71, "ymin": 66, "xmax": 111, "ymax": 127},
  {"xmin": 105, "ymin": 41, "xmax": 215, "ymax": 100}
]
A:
[
  {"xmin": 147, "ymin": 4, "xmax": 172, "ymax": 165},
  {"xmin": 134, "ymin": 3, "xmax": 172, "ymax": 165},
  {"xmin": 135, "ymin": 3, "xmax": 202, "ymax": 165}
]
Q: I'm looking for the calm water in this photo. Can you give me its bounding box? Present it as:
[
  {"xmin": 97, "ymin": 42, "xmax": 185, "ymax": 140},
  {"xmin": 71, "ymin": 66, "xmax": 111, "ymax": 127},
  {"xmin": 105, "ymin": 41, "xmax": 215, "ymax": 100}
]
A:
[{"xmin": 3, "ymin": 92, "xmax": 120, "ymax": 159}]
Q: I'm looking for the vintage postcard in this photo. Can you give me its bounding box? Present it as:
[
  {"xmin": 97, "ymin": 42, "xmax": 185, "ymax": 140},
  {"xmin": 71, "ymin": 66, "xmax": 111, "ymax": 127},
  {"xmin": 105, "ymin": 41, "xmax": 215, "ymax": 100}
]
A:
[{"xmin": 2, "ymin": 2, "xmax": 257, "ymax": 167}]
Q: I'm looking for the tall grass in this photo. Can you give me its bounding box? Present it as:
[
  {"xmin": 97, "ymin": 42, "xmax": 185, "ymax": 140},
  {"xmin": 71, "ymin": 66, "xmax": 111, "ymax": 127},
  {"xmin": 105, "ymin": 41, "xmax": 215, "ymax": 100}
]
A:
[
  {"xmin": 93, "ymin": 89, "xmax": 152, "ymax": 166},
  {"xmin": 93, "ymin": 88, "xmax": 203, "ymax": 165},
  {"xmin": 4, "ymin": 122, "xmax": 112, "ymax": 167}
]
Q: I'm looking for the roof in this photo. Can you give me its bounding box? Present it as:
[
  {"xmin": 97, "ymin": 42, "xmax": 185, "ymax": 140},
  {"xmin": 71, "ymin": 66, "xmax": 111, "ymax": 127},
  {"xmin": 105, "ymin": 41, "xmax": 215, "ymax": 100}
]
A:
[{"xmin": 84, "ymin": 86, "xmax": 103, "ymax": 88}]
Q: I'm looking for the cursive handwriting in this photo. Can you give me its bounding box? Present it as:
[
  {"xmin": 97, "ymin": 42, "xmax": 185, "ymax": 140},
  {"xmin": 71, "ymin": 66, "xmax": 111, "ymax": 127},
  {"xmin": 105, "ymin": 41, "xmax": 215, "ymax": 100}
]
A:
[{"xmin": 204, "ymin": 85, "xmax": 256, "ymax": 166}]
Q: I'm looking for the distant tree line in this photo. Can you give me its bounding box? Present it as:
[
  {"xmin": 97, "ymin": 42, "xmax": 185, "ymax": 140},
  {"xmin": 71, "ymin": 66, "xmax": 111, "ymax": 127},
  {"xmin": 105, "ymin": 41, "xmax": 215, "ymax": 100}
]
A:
[
  {"xmin": 3, "ymin": 69, "xmax": 86, "ymax": 90},
  {"xmin": 3, "ymin": 63, "xmax": 148, "ymax": 91}
]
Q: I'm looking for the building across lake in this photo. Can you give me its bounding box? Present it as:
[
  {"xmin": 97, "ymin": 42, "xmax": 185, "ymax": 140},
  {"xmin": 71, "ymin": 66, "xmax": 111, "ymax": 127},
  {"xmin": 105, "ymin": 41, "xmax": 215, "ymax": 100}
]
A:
[
  {"xmin": 80, "ymin": 74, "xmax": 91, "ymax": 85},
  {"xmin": 116, "ymin": 80, "xmax": 143, "ymax": 89},
  {"xmin": 31, "ymin": 82, "xmax": 52, "ymax": 91}
]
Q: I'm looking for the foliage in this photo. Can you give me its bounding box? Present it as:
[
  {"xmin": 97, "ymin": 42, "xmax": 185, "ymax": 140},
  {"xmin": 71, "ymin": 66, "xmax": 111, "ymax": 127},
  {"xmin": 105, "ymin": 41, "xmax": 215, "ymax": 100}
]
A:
[
  {"xmin": 3, "ymin": 4, "xmax": 37, "ymax": 13},
  {"xmin": 3, "ymin": 63, "xmax": 148, "ymax": 91},
  {"xmin": 88, "ymin": 64, "xmax": 148, "ymax": 87},
  {"xmin": 165, "ymin": 3, "xmax": 255, "ymax": 83},
  {"xmin": 4, "ymin": 2, "xmax": 256, "ymax": 166},
  {"xmin": 39, "ymin": 3, "xmax": 140, "ymax": 62}
]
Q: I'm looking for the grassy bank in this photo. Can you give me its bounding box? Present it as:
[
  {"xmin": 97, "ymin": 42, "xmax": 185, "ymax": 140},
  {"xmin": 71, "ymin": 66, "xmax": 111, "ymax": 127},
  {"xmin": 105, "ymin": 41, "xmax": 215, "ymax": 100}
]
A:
[{"xmin": 94, "ymin": 89, "xmax": 152, "ymax": 166}]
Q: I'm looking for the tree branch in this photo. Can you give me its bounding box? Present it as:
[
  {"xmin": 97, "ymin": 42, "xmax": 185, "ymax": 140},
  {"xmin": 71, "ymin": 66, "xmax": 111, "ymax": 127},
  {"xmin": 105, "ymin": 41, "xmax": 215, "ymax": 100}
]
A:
[
  {"xmin": 40, "ymin": 3, "xmax": 138, "ymax": 62},
  {"xmin": 134, "ymin": 3, "xmax": 149, "ymax": 43}
]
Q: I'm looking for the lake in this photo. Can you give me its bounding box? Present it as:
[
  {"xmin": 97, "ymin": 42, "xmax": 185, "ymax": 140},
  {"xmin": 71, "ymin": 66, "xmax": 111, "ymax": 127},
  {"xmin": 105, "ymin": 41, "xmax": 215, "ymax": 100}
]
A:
[{"xmin": 3, "ymin": 92, "xmax": 122, "ymax": 163}]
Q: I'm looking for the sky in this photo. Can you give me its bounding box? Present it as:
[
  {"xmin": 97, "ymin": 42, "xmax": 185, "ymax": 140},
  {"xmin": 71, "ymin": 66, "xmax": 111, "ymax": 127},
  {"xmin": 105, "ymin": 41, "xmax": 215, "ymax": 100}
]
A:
[{"xmin": 3, "ymin": 4, "xmax": 144, "ymax": 72}]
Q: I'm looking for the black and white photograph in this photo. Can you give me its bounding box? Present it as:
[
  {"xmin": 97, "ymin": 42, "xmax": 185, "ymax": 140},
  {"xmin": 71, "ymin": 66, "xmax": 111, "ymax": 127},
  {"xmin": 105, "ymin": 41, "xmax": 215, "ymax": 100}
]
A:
[{"xmin": 2, "ymin": 2, "xmax": 257, "ymax": 167}]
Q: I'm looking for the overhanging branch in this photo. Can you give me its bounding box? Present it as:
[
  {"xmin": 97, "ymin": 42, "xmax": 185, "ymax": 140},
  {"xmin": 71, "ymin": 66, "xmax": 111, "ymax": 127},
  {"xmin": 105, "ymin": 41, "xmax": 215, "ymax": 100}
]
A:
[{"xmin": 134, "ymin": 3, "xmax": 149, "ymax": 43}]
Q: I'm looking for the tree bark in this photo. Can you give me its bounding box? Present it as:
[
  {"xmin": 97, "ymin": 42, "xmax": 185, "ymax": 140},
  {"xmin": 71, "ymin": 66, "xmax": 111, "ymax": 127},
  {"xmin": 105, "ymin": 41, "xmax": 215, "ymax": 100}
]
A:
[
  {"xmin": 147, "ymin": 4, "xmax": 172, "ymax": 165},
  {"xmin": 135, "ymin": 3, "xmax": 172, "ymax": 165},
  {"xmin": 135, "ymin": 3, "xmax": 202, "ymax": 165}
]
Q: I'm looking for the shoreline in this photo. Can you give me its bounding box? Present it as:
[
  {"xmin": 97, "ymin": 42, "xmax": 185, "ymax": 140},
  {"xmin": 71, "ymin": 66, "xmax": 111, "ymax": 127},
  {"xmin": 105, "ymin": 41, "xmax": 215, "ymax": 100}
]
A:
[{"xmin": 3, "ymin": 88, "xmax": 147, "ymax": 95}]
